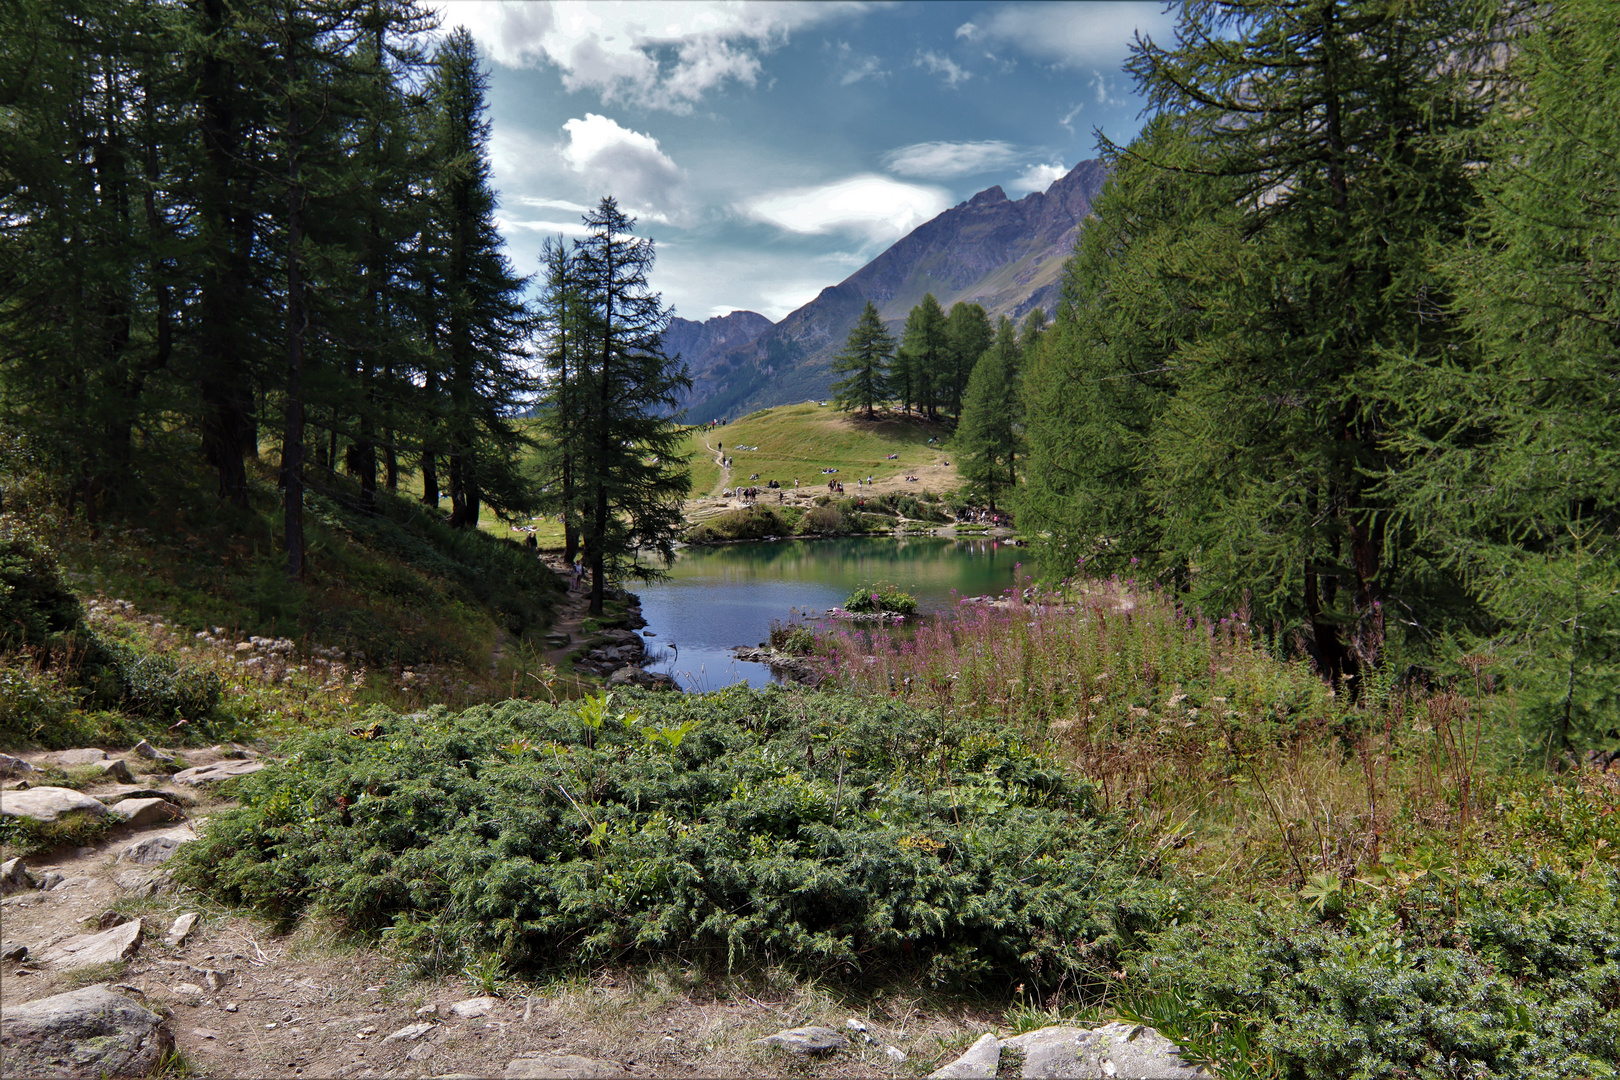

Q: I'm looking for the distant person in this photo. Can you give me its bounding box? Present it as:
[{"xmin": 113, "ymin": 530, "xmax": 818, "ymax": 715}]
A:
[{"xmin": 526, "ymin": 533, "xmax": 537, "ymax": 549}]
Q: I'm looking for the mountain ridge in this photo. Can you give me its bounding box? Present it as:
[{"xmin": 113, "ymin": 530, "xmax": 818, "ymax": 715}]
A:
[{"xmin": 672, "ymin": 158, "xmax": 1108, "ymax": 421}]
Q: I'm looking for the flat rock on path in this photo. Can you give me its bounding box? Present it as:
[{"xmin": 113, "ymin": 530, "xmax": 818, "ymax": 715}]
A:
[
  {"xmin": 930, "ymin": 1032, "xmax": 1001, "ymax": 1079},
  {"xmin": 172, "ymin": 759, "xmax": 264, "ymax": 786},
  {"xmin": 753, "ymin": 1025, "xmax": 850, "ymax": 1054},
  {"xmin": 504, "ymin": 1053, "xmax": 630, "ymax": 1078},
  {"xmin": 0, "ymin": 983, "xmax": 174, "ymax": 1079},
  {"xmin": 109, "ymin": 797, "xmax": 185, "ymax": 826},
  {"xmin": 931, "ymin": 1024, "xmax": 1213, "ymax": 1079},
  {"xmin": 40, "ymin": 918, "xmax": 144, "ymax": 970},
  {"xmin": 118, "ymin": 832, "xmax": 193, "ymax": 865},
  {"xmin": 0, "ymin": 786, "xmax": 109, "ymax": 823}
]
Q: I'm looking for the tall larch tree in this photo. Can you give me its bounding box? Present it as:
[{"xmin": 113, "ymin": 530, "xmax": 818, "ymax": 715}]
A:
[{"xmin": 829, "ymin": 301, "xmax": 894, "ymax": 419}]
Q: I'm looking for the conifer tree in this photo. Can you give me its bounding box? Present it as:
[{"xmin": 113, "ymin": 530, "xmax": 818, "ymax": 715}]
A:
[
  {"xmin": 1377, "ymin": 0, "xmax": 1620, "ymax": 749},
  {"xmin": 570, "ymin": 197, "xmax": 692, "ymax": 616},
  {"xmin": 534, "ymin": 237, "xmax": 589, "ymax": 562},
  {"xmin": 897, "ymin": 293, "xmax": 948, "ymax": 420},
  {"xmin": 957, "ymin": 316, "xmax": 1022, "ymax": 510},
  {"xmin": 420, "ymin": 27, "xmax": 535, "ymax": 530},
  {"xmin": 829, "ymin": 301, "xmax": 893, "ymax": 418},
  {"xmin": 942, "ymin": 301, "xmax": 991, "ymax": 420},
  {"xmin": 1117, "ymin": 0, "xmax": 1499, "ymax": 680}
]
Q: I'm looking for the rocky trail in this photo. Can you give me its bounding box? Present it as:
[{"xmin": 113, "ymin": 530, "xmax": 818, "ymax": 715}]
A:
[{"xmin": 2, "ymin": 742, "xmax": 1211, "ymax": 1079}]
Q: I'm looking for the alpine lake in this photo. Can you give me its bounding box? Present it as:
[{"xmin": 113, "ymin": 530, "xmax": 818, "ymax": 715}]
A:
[{"xmin": 632, "ymin": 535, "xmax": 1026, "ymax": 691}]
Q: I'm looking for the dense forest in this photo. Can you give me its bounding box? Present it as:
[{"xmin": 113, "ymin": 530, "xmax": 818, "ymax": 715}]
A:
[
  {"xmin": 1013, "ymin": 0, "xmax": 1615, "ymax": 755},
  {"xmin": 0, "ymin": 0, "xmax": 686, "ymax": 611}
]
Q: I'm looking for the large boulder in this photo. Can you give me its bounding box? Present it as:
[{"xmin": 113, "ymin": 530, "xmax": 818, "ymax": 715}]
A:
[
  {"xmin": 930, "ymin": 1033, "xmax": 1000, "ymax": 1079},
  {"xmin": 118, "ymin": 833, "xmax": 192, "ymax": 866},
  {"xmin": 1001, "ymin": 1024, "xmax": 1212, "ymax": 1079},
  {"xmin": 0, "ymin": 787, "xmax": 109, "ymax": 823},
  {"xmin": 109, "ymin": 798, "xmax": 184, "ymax": 826},
  {"xmin": 48, "ymin": 749, "xmax": 111, "ymax": 768},
  {"xmin": 0, "ymin": 984, "xmax": 173, "ymax": 1078},
  {"xmin": 172, "ymin": 760, "xmax": 263, "ymax": 786},
  {"xmin": 40, "ymin": 918, "xmax": 144, "ymax": 970}
]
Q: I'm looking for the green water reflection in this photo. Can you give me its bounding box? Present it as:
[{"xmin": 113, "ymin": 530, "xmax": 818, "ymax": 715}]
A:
[{"xmin": 635, "ymin": 537, "xmax": 1025, "ymax": 691}]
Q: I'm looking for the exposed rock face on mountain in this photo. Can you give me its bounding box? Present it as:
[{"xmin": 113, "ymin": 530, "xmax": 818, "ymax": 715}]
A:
[
  {"xmin": 660, "ymin": 309, "xmax": 772, "ymax": 392},
  {"xmin": 683, "ymin": 159, "xmax": 1108, "ymax": 421}
]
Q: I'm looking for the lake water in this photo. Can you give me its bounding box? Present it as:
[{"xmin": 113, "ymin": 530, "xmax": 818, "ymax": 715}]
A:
[{"xmin": 633, "ymin": 537, "xmax": 1027, "ymax": 691}]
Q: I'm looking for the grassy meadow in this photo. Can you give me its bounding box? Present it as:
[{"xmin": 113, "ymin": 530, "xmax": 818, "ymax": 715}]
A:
[{"xmin": 681, "ymin": 402, "xmax": 956, "ymax": 496}]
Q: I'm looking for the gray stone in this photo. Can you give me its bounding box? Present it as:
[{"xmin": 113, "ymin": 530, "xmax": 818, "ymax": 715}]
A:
[
  {"xmin": 449, "ymin": 996, "xmax": 501, "ymax": 1018},
  {"xmin": 92, "ymin": 759, "xmax": 135, "ymax": 784},
  {"xmin": 381, "ymin": 1021, "xmax": 435, "ymax": 1043},
  {"xmin": 110, "ymin": 797, "xmax": 185, "ymax": 826},
  {"xmin": 754, "ymin": 1025, "xmax": 850, "ymax": 1054},
  {"xmin": 171, "ymin": 982, "xmax": 205, "ymax": 996},
  {"xmin": 165, "ymin": 912, "xmax": 200, "ymax": 945},
  {"xmin": 1002, "ymin": 1023, "xmax": 1212, "ymax": 1079},
  {"xmin": 40, "ymin": 919, "xmax": 144, "ymax": 970},
  {"xmin": 503, "ymin": 1054, "xmax": 628, "ymax": 1078},
  {"xmin": 172, "ymin": 759, "xmax": 263, "ymax": 786},
  {"xmin": 0, "ymin": 984, "xmax": 173, "ymax": 1078},
  {"xmin": 50, "ymin": 749, "xmax": 109, "ymax": 767},
  {"xmin": 929, "ymin": 1032, "xmax": 1001, "ymax": 1079},
  {"xmin": 2, "ymin": 856, "xmax": 39, "ymax": 894},
  {"xmin": 118, "ymin": 834, "xmax": 191, "ymax": 865},
  {"xmin": 606, "ymin": 666, "xmax": 681, "ymax": 692},
  {"xmin": 885, "ymin": 1044, "xmax": 908, "ymax": 1062},
  {"xmin": 2, "ymin": 943, "xmax": 29, "ymax": 961},
  {"xmin": 114, "ymin": 868, "xmax": 171, "ymax": 896},
  {"xmin": 0, "ymin": 786, "xmax": 109, "ymax": 823},
  {"xmin": 0, "ymin": 752, "xmax": 37, "ymax": 777},
  {"xmin": 37, "ymin": 871, "xmax": 65, "ymax": 891},
  {"xmin": 131, "ymin": 740, "xmax": 174, "ymax": 762}
]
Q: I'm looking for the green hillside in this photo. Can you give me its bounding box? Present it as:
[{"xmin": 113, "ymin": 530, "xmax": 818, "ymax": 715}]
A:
[{"xmin": 683, "ymin": 402, "xmax": 956, "ymax": 496}]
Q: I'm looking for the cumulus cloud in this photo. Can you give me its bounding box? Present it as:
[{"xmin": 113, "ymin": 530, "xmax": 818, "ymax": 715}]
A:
[
  {"xmin": 884, "ymin": 140, "xmax": 1019, "ymax": 179},
  {"xmin": 434, "ymin": 1, "xmax": 864, "ymax": 112},
  {"xmin": 916, "ymin": 49, "xmax": 970, "ymax": 87},
  {"xmin": 560, "ymin": 114, "xmax": 683, "ymax": 217},
  {"xmin": 744, "ymin": 175, "xmax": 950, "ymax": 244},
  {"xmin": 1009, "ymin": 163, "xmax": 1068, "ymax": 195},
  {"xmin": 961, "ymin": 2, "xmax": 1171, "ymax": 69}
]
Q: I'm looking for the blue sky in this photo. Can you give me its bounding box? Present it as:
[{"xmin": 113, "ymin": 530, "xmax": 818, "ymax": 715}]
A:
[{"xmin": 432, "ymin": 1, "xmax": 1172, "ymax": 321}]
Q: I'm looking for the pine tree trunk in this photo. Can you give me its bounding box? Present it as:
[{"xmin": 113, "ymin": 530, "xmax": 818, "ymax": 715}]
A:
[{"xmin": 281, "ymin": 22, "xmax": 306, "ymax": 580}]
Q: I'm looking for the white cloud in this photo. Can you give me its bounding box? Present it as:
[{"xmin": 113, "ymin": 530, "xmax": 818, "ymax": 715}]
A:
[
  {"xmin": 499, "ymin": 217, "xmax": 597, "ymax": 238},
  {"xmin": 434, "ymin": 1, "xmax": 866, "ymax": 112},
  {"xmin": 966, "ymin": 2, "xmax": 1171, "ymax": 69},
  {"xmin": 1009, "ymin": 163, "xmax": 1067, "ymax": 195},
  {"xmin": 916, "ymin": 49, "xmax": 970, "ymax": 87},
  {"xmin": 560, "ymin": 114, "xmax": 682, "ymax": 216},
  {"xmin": 834, "ymin": 42, "xmax": 887, "ymax": 86},
  {"xmin": 516, "ymin": 196, "xmax": 594, "ymax": 214},
  {"xmin": 744, "ymin": 175, "xmax": 950, "ymax": 244},
  {"xmin": 885, "ymin": 140, "xmax": 1018, "ymax": 179}
]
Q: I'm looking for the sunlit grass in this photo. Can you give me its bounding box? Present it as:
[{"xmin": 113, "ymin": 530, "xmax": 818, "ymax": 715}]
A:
[{"xmin": 681, "ymin": 402, "xmax": 956, "ymax": 496}]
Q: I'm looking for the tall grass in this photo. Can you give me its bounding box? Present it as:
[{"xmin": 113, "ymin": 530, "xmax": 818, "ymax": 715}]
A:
[{"xmin": 819, "ymin": 575, "xmax": 1510, "ymax": 889}]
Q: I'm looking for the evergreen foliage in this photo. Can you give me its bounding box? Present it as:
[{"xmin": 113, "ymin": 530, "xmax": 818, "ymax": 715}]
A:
[
  {"xmin": 957, "ymin": 317, "xmax": 1023, "ymax": 511},
  {"xmin": 942, "ymin": 301, "xmax": 992, "ymax": 420},
  {"xmin": 895, "ymin": 293, "xmax": 948, "ymax": 420},
  {"xmin": 560, "ymin": 198, "xmax": 692, "ymax": 615},
  {"xmin": 179, "ymin": 689, "xmax": 1146, "ymax": 986},
  {"xmin": 829, "ymin": 301, "xmax": 894, "ymax": 418}
]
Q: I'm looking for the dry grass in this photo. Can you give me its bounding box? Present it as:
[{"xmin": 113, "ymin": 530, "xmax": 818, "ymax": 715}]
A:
[{"xmin": 820, "ymin": 577, "xmax": 1511, "ymax": 893}]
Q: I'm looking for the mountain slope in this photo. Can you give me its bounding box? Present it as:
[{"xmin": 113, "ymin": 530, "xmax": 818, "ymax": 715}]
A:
[
  {"xmin": 662, "ymin": 309, "xmax": 773, "ymax": 389},
  {"xmin": 682, "ymin": 158, "xmax": 1107, "ymax": 421}
]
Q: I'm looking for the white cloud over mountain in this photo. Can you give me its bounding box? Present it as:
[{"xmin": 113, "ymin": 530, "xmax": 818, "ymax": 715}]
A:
[
  {"xmin": 435, "ymin": 0, "xmax": 864, "ymax": 111},
  {"xmin": 744, "ymin": 175, "xmax": 949, "ymax": 244},
  {"xmin": 1009, "ymin": 163, "xmax": 1067, "ymax": 194},
  {"xmin": 884, "ymin": 140, "xmax": 1020, "ymax": 179}
]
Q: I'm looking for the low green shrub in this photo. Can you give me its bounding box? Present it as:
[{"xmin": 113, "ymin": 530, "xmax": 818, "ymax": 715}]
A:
[
  {"xmin": 0, "ymin": 530, "xmax": 83, "ymax": 651},
  {"xmin": 1137, "ymin": 864, "xmax": 1620, "ymax": 1079},
  {"xmin": 177, "ymin": 688, "xmax": 1152, "ymax": 987},
  {"xmin": 0, "ymin": 807, "xmax": 113, "ymax": 857},
  {"xmin": 843, "ymin": 583, "xmax": 918, "ymax": 616},
  {"xmin": 767, "ymin": 619, "xmax": 818, "ymax": 655},
  {"xmin": 686, "ymin": 505, "xmax": 796, "ymax": 544}
]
